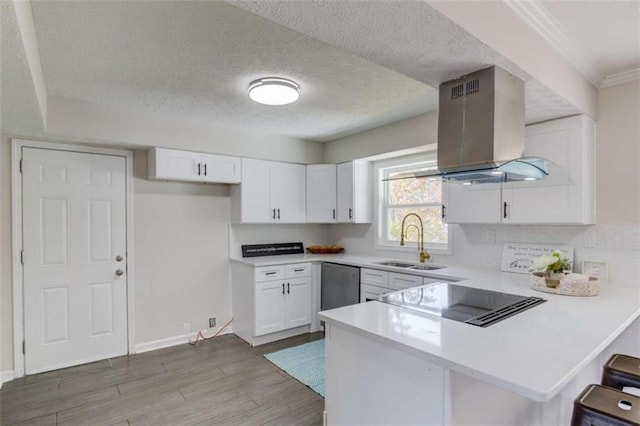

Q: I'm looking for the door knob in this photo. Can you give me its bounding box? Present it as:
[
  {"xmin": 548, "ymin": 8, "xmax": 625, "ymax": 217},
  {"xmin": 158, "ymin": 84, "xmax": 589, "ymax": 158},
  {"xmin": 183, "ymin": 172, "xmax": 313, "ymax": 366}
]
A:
[
  {"xmin": 115, "ymin": 269, "xmax": 124, "ymax": 276},
  {"xmin": 115, "ymin": 255, "xmax": 123, "ymax": 262}
]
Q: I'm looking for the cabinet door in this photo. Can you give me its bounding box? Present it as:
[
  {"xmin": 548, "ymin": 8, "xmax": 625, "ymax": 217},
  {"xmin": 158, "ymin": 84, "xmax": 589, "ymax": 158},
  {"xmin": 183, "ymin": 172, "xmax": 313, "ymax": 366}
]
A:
[
  {"xmin": 285, "ymin": 277, "xmax": 311, "ymax": 329},
  {"xmin": 442, "ymin": 181, "xmax": 502, "ymax": 224},
  {"xmin": 351, "ymin": 161, "xmax": 373, "ymax": 223},
  {"xmin": 360, "ymin": 284, "xmax": 390, "ymax": 303},
  {"xmin": 306, "ymin": 164, "xmax": 337, "ymax": 223},
  {"xmin": 201, "ymin": 153, "xmax": 241, "ymax": 184},
  {"xmin": 504, "ymin": 115, "xmax": 594, "ymax": 224},
  {"xmin": 151, "ymin": 148, "xmax": 201, "ymax": 181},
  {"xmin": 255, "ymin": 280, "xmax": 286, "ymax": 336},
  {"xmin": 388, "ymin": 273, "xmax": 423, "ymax": 291},
  {"xmin": 337, "ymin": 162, "xmax": 354, "ymax": 222},
  {"xmin": 240, "ymin": 158, "xmax": 272, "ymax": 223},
  {"xmin": 270, "ymin": 162, "xmax": 306, "ymax": 223}
]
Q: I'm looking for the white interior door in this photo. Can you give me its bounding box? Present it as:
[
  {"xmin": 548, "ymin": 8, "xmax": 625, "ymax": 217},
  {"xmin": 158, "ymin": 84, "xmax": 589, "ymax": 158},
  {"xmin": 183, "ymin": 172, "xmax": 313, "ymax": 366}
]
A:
[{"xmin": 22, "ymin": 148, "xmax": 128, "ymax": 374}]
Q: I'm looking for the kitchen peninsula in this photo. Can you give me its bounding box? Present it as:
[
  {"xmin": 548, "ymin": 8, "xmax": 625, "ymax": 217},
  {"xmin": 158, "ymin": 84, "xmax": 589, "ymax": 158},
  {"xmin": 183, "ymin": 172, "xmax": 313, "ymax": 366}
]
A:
[
  {"xmin": 318, "ymin": 262, "xmax": 640, "ymax": 425},
  {"xmin": 231, "ymin": 253, "xmax": 640, "ymax": 425}
]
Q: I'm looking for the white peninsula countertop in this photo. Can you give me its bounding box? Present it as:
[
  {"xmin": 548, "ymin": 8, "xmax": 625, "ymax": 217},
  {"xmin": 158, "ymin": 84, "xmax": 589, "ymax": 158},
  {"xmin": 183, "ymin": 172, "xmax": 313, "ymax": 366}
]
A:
[{"xmin": 231, "ymin": 254, "xmax": 640, "ymax": 402}]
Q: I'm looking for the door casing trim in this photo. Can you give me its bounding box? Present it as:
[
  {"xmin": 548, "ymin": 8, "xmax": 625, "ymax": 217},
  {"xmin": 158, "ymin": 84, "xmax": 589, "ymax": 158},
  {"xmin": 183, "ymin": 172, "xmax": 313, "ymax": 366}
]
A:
[{"xmin": 11, "ymin": 138, "xmax": 135, "ymax": 378}]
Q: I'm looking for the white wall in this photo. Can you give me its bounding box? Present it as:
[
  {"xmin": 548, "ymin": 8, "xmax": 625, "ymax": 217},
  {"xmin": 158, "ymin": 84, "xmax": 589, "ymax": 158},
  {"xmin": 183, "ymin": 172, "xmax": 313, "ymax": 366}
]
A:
[
  {"xmin": 596, "ymin": 80, "xmax": 640, "ymax": 224},
  {"xmin": 47, "ymin": 96, "xmax": 324, "ymax": 165},
  {"xmin": 324, "ymin": 111, "xmax": 437, "ymax": 163},
  {"xmin": 132, "ymin": 151, "xmax": 233, "ymax": 347},
  {"xmin": 327, "ymin": 80, "xmax": 640, "ymax": 287},
  {"xmin": 0, "ymin": 137, "xmax": 12, "ymax": 382}
]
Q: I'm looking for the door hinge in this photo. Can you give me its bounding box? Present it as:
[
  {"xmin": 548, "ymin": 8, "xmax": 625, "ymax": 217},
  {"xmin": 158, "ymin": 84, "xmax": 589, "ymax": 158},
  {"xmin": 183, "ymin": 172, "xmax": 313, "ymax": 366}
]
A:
[
  {"xmin": 20, "ymin": 250, "xmax": 24, "ymax": 265},
  {"xmin": 22, "ymin": 340, "xmax": 25, "ymax": 354},
  {"xmin": 19, "ymin": 159, "xmax": 23, "ymax": 173}
]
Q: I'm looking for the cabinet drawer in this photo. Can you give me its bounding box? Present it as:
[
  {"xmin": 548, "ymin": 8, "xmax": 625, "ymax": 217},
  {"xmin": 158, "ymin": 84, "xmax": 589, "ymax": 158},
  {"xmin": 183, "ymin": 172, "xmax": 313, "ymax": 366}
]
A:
[
  {"xmin": 361, "ymin": 268, "xmax": 389, "ymax": 287},
  {"xmin": 285, "ymin": 263, "xmax": 311, "ymax": 278},
  {"xmin": 360, "ymin": 283, "xmax": 391, "ymax": 303},
  {"xmin": 255, "ymin": 265, "xmax": 285, "ymax": 282},
  {"xmin": 389, "ymin": 272, "xmax": 423, "ymax": 290}
]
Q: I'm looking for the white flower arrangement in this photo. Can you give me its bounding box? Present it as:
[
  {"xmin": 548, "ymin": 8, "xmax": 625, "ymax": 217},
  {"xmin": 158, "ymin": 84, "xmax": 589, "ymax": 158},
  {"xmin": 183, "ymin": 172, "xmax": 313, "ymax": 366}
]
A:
[{"xmin": 532, "ymin": 250, "xmax": 572, "ymax": 274}]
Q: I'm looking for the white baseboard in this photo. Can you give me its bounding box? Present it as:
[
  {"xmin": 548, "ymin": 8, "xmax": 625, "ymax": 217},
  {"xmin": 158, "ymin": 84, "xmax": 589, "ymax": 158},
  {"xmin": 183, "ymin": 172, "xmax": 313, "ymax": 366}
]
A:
[
  {"xmin": 133, "ymin": 328, "xmax": 234, "ymax": 354},
  {"xmin": 1, "ymin": 370, "xmax": 15, "ymax": 388}
]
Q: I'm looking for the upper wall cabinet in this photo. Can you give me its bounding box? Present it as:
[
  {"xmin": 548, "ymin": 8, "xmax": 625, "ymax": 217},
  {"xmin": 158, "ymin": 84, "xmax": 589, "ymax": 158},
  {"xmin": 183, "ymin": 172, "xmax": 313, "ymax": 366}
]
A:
[
  {"xmin": 441, "ymin": 183, "xmax": 502, "ymax": 224},
  {"xmin": 231, "ymin": 158, "xmax": 306, "ymax": 223},
  {"xmin": 502, "ymin": 115, "xmax": 595, "ymax": 224},
  {"xmin": 306, "ymin": 164, "xmax": 337, "ymax": 223},
  {"xmin": 442, "ymin": 115, "xmax": 596, "ymax": 225},
  {"xmin": 148, "ymin": 148, "xmax": 241, "ymax": 184},
  {"xmin": 337, "ymin": 161, "xmax": 373, "ymax": 223}
]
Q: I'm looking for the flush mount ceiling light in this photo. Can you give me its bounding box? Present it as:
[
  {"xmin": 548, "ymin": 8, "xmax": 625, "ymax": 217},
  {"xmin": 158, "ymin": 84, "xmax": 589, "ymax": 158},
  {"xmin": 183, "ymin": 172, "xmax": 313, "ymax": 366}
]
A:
[{"xmin": 248, "ymin": 77, "xmax": 300, "ymax": 105}]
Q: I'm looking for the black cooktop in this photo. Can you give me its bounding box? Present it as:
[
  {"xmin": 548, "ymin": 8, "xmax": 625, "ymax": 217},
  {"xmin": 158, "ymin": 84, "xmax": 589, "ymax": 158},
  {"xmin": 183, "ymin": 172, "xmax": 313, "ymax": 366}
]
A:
[{"xmin": 378, "ymin": 283, "xmax": 546, "ymax": 327}]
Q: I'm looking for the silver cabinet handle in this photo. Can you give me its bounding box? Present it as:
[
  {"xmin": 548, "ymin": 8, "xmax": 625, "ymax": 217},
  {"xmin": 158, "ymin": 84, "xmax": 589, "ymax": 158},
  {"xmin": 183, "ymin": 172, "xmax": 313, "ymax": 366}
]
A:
[
  {"xmin": 349, "ymin": 208, "xmax": 353, "ymax": 219},
  {"xmin": 277, "ymin": 208, "xmax": 280, "ymax": 219},
  {"xmin": 115, "ymin": 255, "xmax": 123, "ymax": 262},
  {"xmin": 115, "ymin": 269, "xmax": 124, "ymax": 276}
]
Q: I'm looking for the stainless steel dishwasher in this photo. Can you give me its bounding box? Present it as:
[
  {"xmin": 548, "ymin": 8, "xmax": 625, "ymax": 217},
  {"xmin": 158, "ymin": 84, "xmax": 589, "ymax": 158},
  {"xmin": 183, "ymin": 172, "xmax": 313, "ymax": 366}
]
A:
[{"xmin": 321, "ymin": 262, "xmax": 360, "ymax": 310}]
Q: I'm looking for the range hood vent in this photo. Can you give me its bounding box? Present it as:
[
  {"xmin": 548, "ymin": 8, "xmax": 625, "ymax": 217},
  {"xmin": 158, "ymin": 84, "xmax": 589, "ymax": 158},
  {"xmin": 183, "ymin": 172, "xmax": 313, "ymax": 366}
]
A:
[{"xmin": 424, "ymin": 66, "xmax": 551, "ymax": 184}]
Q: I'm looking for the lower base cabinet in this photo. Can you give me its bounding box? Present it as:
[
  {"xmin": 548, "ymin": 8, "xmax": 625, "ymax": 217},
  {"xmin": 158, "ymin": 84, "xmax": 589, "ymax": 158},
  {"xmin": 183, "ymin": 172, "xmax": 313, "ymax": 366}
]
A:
[
  {"xmin": 232, "ymin": 261, "xmax": 316, "ymax": 346},
  {"xmin": 255, "ymin": 276, "xmax": 311, "ymax": 336}
]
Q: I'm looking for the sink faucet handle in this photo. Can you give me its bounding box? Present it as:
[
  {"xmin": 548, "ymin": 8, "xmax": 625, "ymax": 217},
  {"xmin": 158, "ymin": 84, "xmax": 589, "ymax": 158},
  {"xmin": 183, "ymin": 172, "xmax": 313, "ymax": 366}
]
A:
[{"xmin": 420, "ymin": 250, "xmax": 431, "ymax": 263}]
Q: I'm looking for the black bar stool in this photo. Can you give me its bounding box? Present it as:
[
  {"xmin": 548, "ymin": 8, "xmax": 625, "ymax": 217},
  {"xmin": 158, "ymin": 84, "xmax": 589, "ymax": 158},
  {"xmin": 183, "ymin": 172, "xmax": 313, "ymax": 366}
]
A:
[
  {"xmin": 571, "ymin": 384, "xmax": 640, "ymax": 426},
  {"xmin": 603, "ymin": 354, "xmax": 640, "ymax": 391}
]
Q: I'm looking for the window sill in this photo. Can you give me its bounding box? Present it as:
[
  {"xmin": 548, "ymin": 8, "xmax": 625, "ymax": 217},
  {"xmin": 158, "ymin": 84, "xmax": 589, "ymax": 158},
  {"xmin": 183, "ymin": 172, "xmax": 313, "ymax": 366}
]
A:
[{"xmin": 375, "ymin": 243, "xmax": 452, "ymax": 256}]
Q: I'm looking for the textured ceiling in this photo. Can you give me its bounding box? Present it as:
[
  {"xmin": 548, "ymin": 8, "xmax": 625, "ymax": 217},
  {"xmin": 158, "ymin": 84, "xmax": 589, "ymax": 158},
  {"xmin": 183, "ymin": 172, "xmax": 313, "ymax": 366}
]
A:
[
  {"xmin": 541, "ymin": 0, "xmax": 640, "ymax": 77},
  {"xmin": 0, "ymin": 2, "xmax": 45, "ymax": 135},
  {"xmin": 229, "ymin": 0, "xmax": 582, "ymax": 125},
  {"xmin": 30, "ymin": 1, "xmax": 436, "ymax": 142},
  {"xmin": 10, "ymin": 0, "xmax": 624, "ymax": 143}
]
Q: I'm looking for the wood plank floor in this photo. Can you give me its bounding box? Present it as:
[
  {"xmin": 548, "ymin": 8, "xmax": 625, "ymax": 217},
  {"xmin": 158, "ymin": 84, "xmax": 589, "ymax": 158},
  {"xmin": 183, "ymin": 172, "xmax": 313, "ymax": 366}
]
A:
[{"xmin": 0, "ymin": 332, "xmax": 325, "ymax": 425}]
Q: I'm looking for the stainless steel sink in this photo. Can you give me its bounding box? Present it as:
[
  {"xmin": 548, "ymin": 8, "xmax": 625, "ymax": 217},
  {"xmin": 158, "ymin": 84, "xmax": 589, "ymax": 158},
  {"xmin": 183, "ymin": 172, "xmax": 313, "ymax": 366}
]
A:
[
  {"xmin": 408, "ymin": 265, "xmax": 444, "ymax": 271},
  {"xmin": 372, "ymin": 260, "xmax": 416, "ymax": 268},
  {"xmin": 372, "ymin": 260, "xmax": 446, "ymax": 270}
]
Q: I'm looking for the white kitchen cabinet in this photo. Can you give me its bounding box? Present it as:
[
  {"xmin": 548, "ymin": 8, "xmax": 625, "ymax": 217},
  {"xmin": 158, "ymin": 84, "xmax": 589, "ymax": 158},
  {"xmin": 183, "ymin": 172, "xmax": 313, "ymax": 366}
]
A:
[
  {"xmin": 360, "ymin": 283, "xmax": 391, "ymax": 302},
  {"xmin": 231, "ymin": 158, "xmax": 306, "ymax": 223},
  {"xmin": 232, "ymin": 261, "xmax": 314, "ymax": 346},
  {"xmin": 502, "ymin": 115, "xmax": 595, "ymax": 224},
  {"xmin": 442, "ymin": 115, "xmax": 595, "ymax": 225},
  {"xmin": 337, "ymin": 161, "xmax": 373, "ymax": 223},
  {"xmin": 388, "ymin": 272, "xmax": 423, "ymax": 291},
  {"xmin": 360, "ymin": 267, "xmax": 458, "ymax": 302},
  {"xmin": 255, "ymin": 280, "xmax": 287, "ymax": 336},
  {"xmin": 286, "ymin": 277, "xmax": 312, "ymax": 328},
  {"xmin": 148, "ymin": 147, "xmax": 241, "ymax": 183},
  {"xmin": 254, "ymin": 276, "xmax": 311, "ymax": 336},
  {"xmin": 271, "ymin": 161, "xmax": 306, "ymax": 223},
  {"xmin": 361, "ymin": 268, "xmax": 389, "ymax": 287},
  {"xmin": 442, "ymin": 183, "xmax": 502, "ymax": 224},
  {"xmin": 306, "ymin": 164, "xmax": 337, "ymax": 223}
]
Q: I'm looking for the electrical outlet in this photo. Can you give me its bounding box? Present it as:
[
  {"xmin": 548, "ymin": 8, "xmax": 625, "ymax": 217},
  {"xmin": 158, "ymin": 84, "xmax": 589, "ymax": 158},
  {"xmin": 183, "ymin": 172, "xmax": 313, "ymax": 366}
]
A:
[
  {"xmin": 209, "ymin": 317, "xmax": 216, "ymax": 328},
  {"xmin": 486, "ymin": 230, "xmax": 496, "ymax": 244},
  {"xmin": 584, "ymin": 228, "xmax": 597, "ymax": 248},
  {"xmin": 182, "ymin": 323, "xmax": 190, "ymax": 334}
]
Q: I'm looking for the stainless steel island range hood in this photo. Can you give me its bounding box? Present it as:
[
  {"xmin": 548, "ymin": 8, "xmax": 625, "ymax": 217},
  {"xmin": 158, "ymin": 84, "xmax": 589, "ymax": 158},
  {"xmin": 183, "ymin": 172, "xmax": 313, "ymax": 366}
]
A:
[{"xmin": 417, "ymin": 66, "xmax": 550, "ymax": 184}]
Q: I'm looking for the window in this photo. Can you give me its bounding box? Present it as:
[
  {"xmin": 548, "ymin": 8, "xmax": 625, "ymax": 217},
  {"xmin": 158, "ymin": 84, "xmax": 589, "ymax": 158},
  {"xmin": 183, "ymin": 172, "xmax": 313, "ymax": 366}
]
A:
[{"xmin": 376, "ymin": 154, "xmax": 449, "ymax": 252}]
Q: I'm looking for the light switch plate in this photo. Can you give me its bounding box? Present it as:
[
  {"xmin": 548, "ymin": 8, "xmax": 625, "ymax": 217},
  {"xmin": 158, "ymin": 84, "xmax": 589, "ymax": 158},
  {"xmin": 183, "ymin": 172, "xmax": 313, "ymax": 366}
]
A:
[
  {"xmin": 582, "ymin": 260, "xmax": 608, "ymax": 283},
  {"xmin": 584, "ymin": 228, "xmax": 597, "ymax": 248}
]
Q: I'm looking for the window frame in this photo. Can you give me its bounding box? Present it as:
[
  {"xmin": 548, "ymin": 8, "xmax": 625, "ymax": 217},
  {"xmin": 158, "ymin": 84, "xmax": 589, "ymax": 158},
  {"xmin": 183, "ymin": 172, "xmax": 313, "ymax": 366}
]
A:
[{"xmin": 374, "ymin": 153, "xmax": 452, "ymax": 255}]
